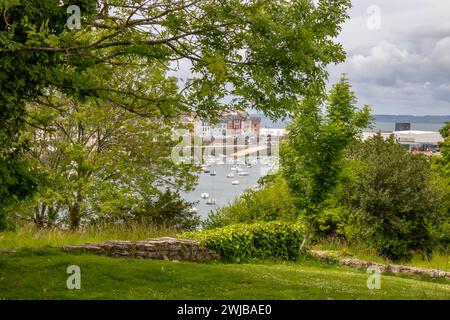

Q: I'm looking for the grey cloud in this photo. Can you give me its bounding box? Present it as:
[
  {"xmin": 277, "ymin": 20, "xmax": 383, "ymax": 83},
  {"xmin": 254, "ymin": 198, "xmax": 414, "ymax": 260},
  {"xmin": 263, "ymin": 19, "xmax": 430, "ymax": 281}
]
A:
[{"xmin": 329, "ymin": 0, "xmax": 450, "ymax": 115}]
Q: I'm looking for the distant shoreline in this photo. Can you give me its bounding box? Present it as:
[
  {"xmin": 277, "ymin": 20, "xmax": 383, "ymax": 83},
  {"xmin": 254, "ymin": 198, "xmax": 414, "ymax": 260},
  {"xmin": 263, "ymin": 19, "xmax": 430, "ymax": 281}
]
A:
[{"xmin": 253, "ymin": 114, "xmax": 450, "ymax": 131}]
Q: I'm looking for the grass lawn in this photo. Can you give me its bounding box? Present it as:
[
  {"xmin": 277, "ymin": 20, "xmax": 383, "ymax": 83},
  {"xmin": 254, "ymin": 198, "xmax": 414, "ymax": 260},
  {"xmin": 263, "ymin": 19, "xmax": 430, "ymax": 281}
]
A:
[
  {"xmin": 0, "ymin": 224, "xmax": 176, "ymax": 249},
  {"xmin": 0, "ymin": 249, "xmax": 449, "ymax": 300}
]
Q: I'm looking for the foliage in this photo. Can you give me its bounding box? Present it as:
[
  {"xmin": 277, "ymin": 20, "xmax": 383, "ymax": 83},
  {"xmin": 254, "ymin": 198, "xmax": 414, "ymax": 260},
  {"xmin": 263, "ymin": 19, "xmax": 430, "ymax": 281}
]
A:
[
  {"xmin": 9, "ymin": 78, "xmax": 197, "ymax": 230},
  {"xmin": 0, "ymin": 0, "xmax": 98, "ymax": 227},
  {"xmin": 203, "ymin": 174, "xmax": 298, "ymax": 229},
  {"xmin": 130, "ymin": 189, "xmax": 200, "ymax": 232},
  {"xmin": 338, "ymin": 134, "xmax": 442, "ymax": 261},
  {"xmin": 431, "ymin": 122, "xmax": 450, "ymax": 246},
  {"xmin": 280, "ymin": 75, "xmax": 372, "ymax": 248},
  {"xmin": 0, "ymin": 0, "xmax": 352, "ymax": 220},
  {"xmin": 0, "ymin": 155, "xmax": 38, "ymax": 230},
  {"xmin": 180, "ymin": 221, "xmax": 304, "ymax": 262}
]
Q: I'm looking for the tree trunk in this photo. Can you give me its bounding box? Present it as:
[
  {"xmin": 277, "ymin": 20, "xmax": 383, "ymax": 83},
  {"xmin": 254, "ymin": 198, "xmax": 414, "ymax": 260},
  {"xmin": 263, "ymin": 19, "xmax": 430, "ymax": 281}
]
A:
[
  {"xmin": 35, "ymin": 204, "xmax": 46, "ymax": 229},
  {"xmin": 69, "ymin": 191, "xmax": 83, "ymax": 230},
  {"xmin": 299, "ymin": 231, "xmax": 311, "ymax": 251}
]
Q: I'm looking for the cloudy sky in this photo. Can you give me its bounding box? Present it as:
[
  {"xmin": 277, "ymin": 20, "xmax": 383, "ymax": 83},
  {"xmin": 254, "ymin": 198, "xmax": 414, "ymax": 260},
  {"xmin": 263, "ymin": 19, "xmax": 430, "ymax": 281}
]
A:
[{"xmin": 328, "ymin": 0, "xmax": 450, "ymax": 115}]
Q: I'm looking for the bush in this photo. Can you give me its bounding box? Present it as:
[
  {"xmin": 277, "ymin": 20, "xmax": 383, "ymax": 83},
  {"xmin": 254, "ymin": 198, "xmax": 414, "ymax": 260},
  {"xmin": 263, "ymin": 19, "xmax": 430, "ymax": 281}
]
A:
[
  {"xmin": 180, "ymin": 221, "xmax": 304, "ymax": 262},
  {"xmin": 203, "ymin": 175, "xmax": 298, "ymax": 229},
  {"xmin": 131, "ymin": 189, "xmax": 200, "ymax": 231},
  {"xmin": 338, "ymin": 134, "xmax": 441, "ymax": 262},
  {"xmin": 0, "ymin": 209, "xmax": 7, "ymax": 231}
]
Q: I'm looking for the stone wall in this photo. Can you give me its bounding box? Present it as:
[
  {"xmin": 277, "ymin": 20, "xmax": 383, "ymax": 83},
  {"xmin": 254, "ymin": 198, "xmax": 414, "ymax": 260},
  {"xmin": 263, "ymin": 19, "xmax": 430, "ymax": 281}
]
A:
[
  {"xmin": 311, "ymin": 250, "xmax": 450, "ymax": 279},
  {"xmin": 62, "ymin": 237, "xmax": 220, "ymax": 262}
]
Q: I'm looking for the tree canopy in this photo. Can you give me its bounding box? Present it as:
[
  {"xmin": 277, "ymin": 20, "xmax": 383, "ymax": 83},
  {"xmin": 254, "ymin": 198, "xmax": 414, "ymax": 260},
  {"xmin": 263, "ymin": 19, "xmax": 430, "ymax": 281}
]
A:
[
  {"xmin": 0, "ymin": 0, "xmax": 352, "ymax": 228},
  {"xmin": 280, "ymin": 75, "xmax": 371, "ymax": 248}
]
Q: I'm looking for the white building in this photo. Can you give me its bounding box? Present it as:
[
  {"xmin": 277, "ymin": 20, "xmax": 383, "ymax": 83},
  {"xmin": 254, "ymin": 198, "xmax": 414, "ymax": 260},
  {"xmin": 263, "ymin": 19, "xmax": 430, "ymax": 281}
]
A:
[{"xmin": 362, "ymin": 130, "xmax": 443, "ymax": 151}]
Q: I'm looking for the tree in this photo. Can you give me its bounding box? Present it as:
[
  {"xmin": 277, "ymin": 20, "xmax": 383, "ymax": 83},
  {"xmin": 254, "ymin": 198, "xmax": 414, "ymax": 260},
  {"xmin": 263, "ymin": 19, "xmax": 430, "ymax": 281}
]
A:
[
  {"xmin": 132, "ymin": 189, "xmax": 200, "ymax": 231},
  {"xmin": 204, "ymin": 174, "xmax": 298, "ymax": 229},
  {"xmin": 340, "ymin": 134, "xmax": 441, "ymax": 261},
  {"xmin": 0, "ymin": 0, "xmax": 352, "ymax": 227},
  {"xmin": 431, "ymin": 122, "xmax": 450, "ymax": 245},
  {"xmin": 15, "ymin": 65, "xmax": 197, "ymax": 229},
  {"xmin": 435, "ymin": 122, "xmax": 450, "ymax": 181},
  {"xmin": 280, "ymin": 75, "xmax": 371, "ymax": 249}
]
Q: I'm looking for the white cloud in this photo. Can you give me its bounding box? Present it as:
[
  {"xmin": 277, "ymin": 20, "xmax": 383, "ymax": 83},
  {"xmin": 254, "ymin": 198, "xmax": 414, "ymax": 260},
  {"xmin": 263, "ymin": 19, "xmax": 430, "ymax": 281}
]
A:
[{"xmin": 328, "ymin": 0, "xmax": 450, "ymax": 115}]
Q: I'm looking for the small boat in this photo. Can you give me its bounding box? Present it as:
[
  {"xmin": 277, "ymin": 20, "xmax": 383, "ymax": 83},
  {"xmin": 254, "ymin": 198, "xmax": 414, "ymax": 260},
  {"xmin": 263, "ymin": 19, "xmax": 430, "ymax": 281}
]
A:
[
  {"xmin": 226, "ymin": 173, "xmax": 235, "ymax": 178},
  {"xmin": 217, "ymin": 161, "xmax": 225, "ymax": 165},
  {"xmin": 230, "ymin": 166, "xmax": 238, "ymax": 172},
  {"xmin": 206, "ymin": 198, "xmax": 216, "ymax": 205},
  {"xmin": 210, "ymin": 171, "xmax": 217, "ymax": 176},
  {"xmin": 231, "ymin": 180, "xmax": 240, "ymax": 185},
  {"xmin": 201, "ymin": 193, "xmax": 209, "ymax": 199},
  {"xmin": 190, "ymin": 207, "xmax": 198, "ymax": 213},
  {"xmin": 238, "ymin": 171, "xmax": 249, "ymax": 176},
  {"xmin": 203, "ymin": 168, "xmax": 211, "ymax": 173}
]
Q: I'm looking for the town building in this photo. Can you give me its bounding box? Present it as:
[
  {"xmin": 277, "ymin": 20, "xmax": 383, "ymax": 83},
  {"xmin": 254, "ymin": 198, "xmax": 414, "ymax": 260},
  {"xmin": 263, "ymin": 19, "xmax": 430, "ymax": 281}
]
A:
[
  {"xmin": 362, "ymin": 130, "xmax": 443, "ymax": 152},
  {"xmin": 191, "ymin": 110, "xmax": 261, "ymax": 138}
]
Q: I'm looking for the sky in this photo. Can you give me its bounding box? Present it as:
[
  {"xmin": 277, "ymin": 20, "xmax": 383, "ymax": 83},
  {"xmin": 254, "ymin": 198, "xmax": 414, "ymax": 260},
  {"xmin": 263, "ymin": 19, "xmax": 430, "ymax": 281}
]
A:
[{"xmin": 328, "ymin": 0, "xmax": 450, "ymax": 115}]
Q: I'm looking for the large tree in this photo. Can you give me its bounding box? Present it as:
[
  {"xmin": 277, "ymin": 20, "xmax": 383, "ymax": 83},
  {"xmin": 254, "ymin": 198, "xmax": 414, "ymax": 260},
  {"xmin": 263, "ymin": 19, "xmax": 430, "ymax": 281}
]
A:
[
  {"xmin": 280, "ymin": 76, "xmax": 371, "ymax": 249},
  {"xmin": 15, "ymin": 64, "xmax": 197, "ymax": 230},
  {"xmin": 0, "ymin": 0, "xmax": 352, "ymax": 227}
]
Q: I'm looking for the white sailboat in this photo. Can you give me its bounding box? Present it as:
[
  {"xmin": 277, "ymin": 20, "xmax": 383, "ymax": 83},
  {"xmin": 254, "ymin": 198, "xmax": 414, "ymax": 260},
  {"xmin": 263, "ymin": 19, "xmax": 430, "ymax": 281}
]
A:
[{"xmin": 201, "ymin": 193, "xmax": 209, "ymax": 199}]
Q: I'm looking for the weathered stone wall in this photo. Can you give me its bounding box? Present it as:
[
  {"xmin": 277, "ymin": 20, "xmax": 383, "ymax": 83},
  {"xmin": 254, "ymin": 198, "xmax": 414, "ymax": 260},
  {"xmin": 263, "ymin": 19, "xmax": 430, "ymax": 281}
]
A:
[
  {"xmin": 62, "ymin": 237, "xmax": 220, "ymax": 262},
  {"xmin": 311, "ymin": 250, "xmax": 450, "ymax": 279}
]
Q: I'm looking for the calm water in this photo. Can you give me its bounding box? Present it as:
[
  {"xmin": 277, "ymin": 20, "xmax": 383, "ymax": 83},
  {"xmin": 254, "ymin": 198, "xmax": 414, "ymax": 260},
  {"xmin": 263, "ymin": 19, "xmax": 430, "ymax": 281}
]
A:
[{"xmin": 181, "ymin": 158, "xmax": 276, "ymax": 219}]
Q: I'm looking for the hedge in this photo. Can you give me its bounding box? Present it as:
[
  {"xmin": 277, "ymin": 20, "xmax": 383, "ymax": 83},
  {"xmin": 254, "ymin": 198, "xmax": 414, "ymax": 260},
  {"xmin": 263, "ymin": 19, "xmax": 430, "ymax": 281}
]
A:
[{"xmin": 179, "ymin": 221, "xmax": 304, "ymax": 262}]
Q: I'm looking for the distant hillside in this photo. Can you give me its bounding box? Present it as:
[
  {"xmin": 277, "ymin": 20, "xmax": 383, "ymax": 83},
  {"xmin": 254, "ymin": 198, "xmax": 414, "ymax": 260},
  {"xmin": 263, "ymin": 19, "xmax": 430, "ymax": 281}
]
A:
[
  {"xmin": 251, "ymin": 114, "xmax": 290, "ymax": 128},
  {"xmin": 374, "ymin": 115, "xmax": 450, "ymax": 124},
  {"xmin": 251, "ymin": 114, "xmax": 450, "ymax": 130}
]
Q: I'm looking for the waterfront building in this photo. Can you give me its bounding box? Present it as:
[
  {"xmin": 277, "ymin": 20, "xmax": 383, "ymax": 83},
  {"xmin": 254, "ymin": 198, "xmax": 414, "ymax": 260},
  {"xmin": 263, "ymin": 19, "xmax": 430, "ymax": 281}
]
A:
[{"xmin": 362, "ymin": 130, "xmax": 444, "ymax": 152}]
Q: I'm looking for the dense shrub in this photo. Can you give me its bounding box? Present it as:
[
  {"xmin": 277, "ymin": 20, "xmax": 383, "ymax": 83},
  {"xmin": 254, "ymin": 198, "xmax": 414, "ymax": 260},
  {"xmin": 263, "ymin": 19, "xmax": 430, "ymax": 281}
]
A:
[
  {"xmin": 0, "ymin": 209, "xmax": 7, "ymax": 231},
  {"xmin": 130, "ymin": 189, "xmax": 200, "ymax": 231},
  {"xmin": 203, "ymin": 175, "xmax": 298, "ymax": 229},
  {"xmin": 338, "ymin": 134, "xmax": 442, "ymax": 261},
  {"xmin": 180, "ymin": 221, "xmax": 304, "ymax": 262},
  {"xmin": 85, "ymin": 189, "xmax": 200, "ymax": 232},
  {"xmin": 431, "ymin": 122, "xmax": 450, "ymax": 248}
]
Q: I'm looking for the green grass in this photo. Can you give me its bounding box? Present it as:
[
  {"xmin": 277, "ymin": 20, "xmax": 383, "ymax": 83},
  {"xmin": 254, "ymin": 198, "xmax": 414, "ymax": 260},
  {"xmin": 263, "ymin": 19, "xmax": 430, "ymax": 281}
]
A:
[
  {"xmin": 314, "ymin": 239, "xmax": 450, "ymax": 272},
  {"xmin": 0, "ymin": 249, "xmax": 449, "ymax": 300},
  {"xmin": 0, "ymin": 223, "xmax": 176, "ymax": 250},
  {"xmin": 1, "ymin": 228, "xmax": 449, "ymax": 300}
]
